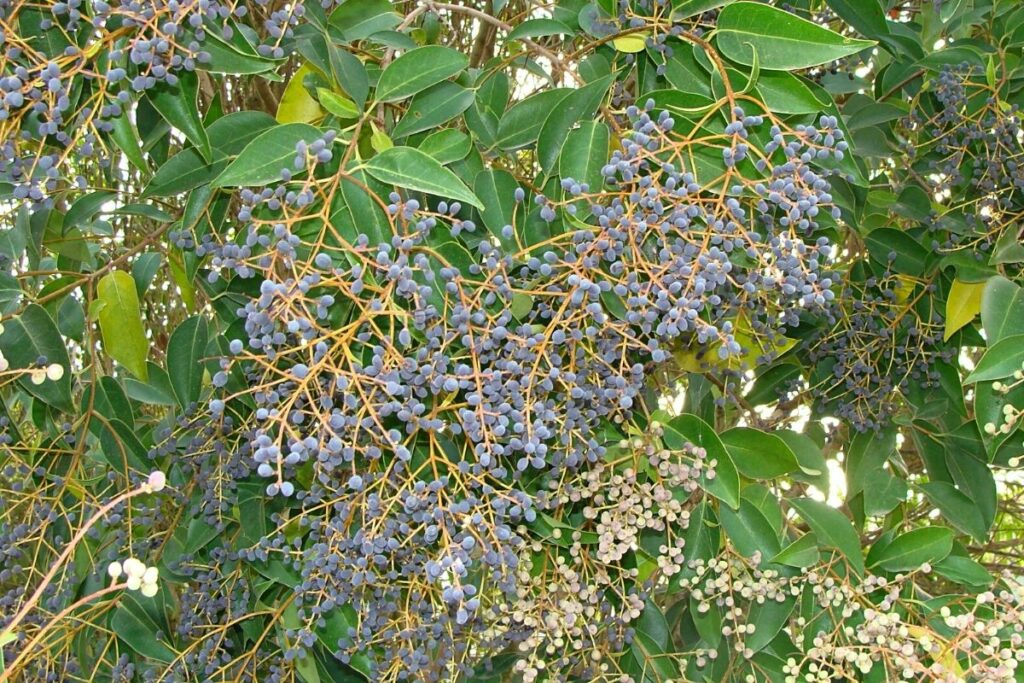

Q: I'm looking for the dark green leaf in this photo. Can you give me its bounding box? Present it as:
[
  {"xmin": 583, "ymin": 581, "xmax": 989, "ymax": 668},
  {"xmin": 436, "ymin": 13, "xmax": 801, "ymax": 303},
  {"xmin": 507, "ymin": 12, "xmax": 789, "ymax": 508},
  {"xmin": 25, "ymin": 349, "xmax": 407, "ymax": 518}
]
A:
[
  {"xmin": 0, "ymin": 304, "xmax": 73, "ymax": 412},
  {"xmin": 146, "ymin": 71, "xmax": 211, "ymax": 162},
  {"xmin": 167, "ymin": 316, "xmax": 209, "ymax": 410},
  {"xmin": 789, "ymin": 498, "xmax": 864, "ymax": 576}
]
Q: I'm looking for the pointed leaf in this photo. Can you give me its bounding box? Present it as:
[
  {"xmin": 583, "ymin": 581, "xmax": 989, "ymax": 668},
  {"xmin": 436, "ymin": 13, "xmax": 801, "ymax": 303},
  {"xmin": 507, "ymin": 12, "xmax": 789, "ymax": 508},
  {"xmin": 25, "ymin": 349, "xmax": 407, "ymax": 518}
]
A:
[{"xmin": 716, "ymin": 2, "xmax": 876, "ymax": 70}]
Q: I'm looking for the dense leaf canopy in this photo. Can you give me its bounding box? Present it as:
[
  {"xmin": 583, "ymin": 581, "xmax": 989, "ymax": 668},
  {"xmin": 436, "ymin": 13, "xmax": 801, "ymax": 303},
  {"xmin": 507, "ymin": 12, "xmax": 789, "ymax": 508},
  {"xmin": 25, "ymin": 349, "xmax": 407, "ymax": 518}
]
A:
[{"xmin": 1, "ymin": 0, "xmax": 1024, "ymax": 681}]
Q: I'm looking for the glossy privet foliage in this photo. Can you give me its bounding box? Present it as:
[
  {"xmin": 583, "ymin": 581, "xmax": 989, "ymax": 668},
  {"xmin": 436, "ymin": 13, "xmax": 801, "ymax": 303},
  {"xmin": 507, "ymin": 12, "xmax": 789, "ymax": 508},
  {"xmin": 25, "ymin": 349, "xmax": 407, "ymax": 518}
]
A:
[{"xmin": 1, "ymin": 0, "xmax": 1023, "ymax": 681}]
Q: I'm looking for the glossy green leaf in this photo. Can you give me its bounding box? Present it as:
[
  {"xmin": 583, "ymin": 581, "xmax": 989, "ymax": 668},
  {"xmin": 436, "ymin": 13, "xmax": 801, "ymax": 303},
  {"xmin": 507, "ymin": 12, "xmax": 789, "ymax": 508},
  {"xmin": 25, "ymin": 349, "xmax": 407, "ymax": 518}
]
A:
[
  {"xmin": 932, "ymin": 555, "xmax": 993, "ymax": 587},
  {"xmin": 329, "ymin": 0, "xmax": 400, "ymax": 41},
  {"xmin": 771, "ymin": 533, "xmax": 820, "ymax": 568},
  {"xmin": 716, "ymin": 2, "xmax": 876, "ymax": 70},
  {"xmin": 473, "ymin": 168, "xmax": 519, "ymax": 252},
  {"xmin": 536, "ymin": 75, "xmax": 612, "ymax": 172},
  {"xmin": 495, "ymin": 89, "xmax": 574, "ymax": 150},
  {"xmin": 419, "ymin": 129, "xmax": 471, "ymax": 164},
  {"xmin": 110, "ymin": 591, "xmax": 177, "ymax": 662},
  {"xmin": 918, "ymin": 482, "xmax": 989, "ymax": 542},
  {"xmin": 663, "ymin": 414, "xmax": 740, "ymax": 509},
  {"xmin": 317, "ymin": 88, "xmax": 359, "ymax": 119},
  {"xmin": 507, "ymin": 19, "xmax": 572, "ymax": 41},
  {"xmin": 789, "ymin": 498, "xmax": 864, "ymax": 576}
]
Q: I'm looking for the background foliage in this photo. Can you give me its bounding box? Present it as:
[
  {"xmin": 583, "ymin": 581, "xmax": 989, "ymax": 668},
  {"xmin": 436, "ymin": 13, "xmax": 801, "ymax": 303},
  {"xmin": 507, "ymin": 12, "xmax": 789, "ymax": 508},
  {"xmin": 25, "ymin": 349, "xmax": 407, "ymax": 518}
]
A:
[{"xmin": 2, "ymin": 0, "xmax": 1024, "ymax": 681}]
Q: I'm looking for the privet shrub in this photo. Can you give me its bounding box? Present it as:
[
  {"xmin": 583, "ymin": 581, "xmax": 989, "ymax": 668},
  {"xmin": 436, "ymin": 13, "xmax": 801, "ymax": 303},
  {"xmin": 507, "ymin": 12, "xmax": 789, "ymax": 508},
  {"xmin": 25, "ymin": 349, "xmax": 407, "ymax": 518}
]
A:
[{"xmin": 1, "ymin": 0, "xmax": 1024, "ymax": 681}]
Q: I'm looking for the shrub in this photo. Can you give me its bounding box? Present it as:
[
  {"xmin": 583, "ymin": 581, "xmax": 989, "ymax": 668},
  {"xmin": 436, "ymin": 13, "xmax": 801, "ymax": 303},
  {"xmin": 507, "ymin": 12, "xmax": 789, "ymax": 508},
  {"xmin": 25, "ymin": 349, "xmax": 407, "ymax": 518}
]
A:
[{"xmin": 1, "ymin": 0, "xmax": 1024, "ymax": 681}]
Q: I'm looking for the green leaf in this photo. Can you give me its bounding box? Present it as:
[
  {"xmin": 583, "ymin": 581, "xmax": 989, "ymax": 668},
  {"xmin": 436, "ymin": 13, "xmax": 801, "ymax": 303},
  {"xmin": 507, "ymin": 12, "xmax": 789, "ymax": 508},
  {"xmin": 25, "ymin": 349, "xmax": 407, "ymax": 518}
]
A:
[
  {"xmin": 944, "ymin": 278, "xmax": 985, "ymax": 340},
  {"xmin": 719, "ymin": 498, "xmax": 781, "ymax": 559},
  {"xmin": 167, "ymin": 316, "xmax": 209, "ymax": 410},
  {"xmin": 317, "ymin": 88, "xmax": 359, "ymax": 119},
  {"xmin": 145, "ymin": 148, "xmax": 220, "ymax": 197},
  {"xmin": 214, "ymin": 123, "xmax": 323, "ymax": 188},
  {"xmin": 146, "ymin": 71, "xmax": 211, "ymax": 162},
  {"xmin": 375, "ymin": 46, "xmax": 468, "ymax": 103},
  {"xmin": 865, "ymin": 227, "xmax": 931, "ymax": 275},
  {"xmin": 771, "ymin": 533, "xmax": 820, "ymax": 568},
  {"xmin": 110, "ymin": 591, "xmax": 177, "ymax": 663},
  {"xmin": 495, "ymin": 88, "xmax": 574, "ymax": 150},
  {"xmin": 917, "ymin": 481, "xmax": 989, "ymax": 542},
  {"xmin": 362, "ymin": 146, "xmax": 482, "ymax": 209},
  {"xmin": 96, "ymin": 418, "xmax": 150, "ymax": 472},
  {"xmin": 507, "ymin": 18, "xmax": 573, "ymax": 41},
  {"xmin": 869, "ymin": 527, "xmax": 953, "ymax": 572},
  {"xmin": 662, "ymin": 414, "xmax": 740, "ymax": 509},
  {"xmin": 964, "ymin": 334, "xmax": 1024, "ymax": 383},
  {"xmin": 981, "ymin": 276, "xmax": 1024, "ymax": 344},
  {"xmin": 755, "ymin": 71, "xmax": 831, "ymax": 114},
  {"xmin": 109, "ymin": 113, "xmax": 149, "ymax": 173},
  {"xmin": 96, "ymin": 272, "xmax": 149, "ymax": 380},
  {"xmin": 825, "ymin": 0, "xmax": 891, "ymax": 41},
  {"xmin": 194, "ymin": 31, "xmax": 280, "ymax": 75},
  {"xmin": 419, "ymin": 129, "xmax": 471, "ymax": 164},
  {"xmin": 745, "ymin": 596, "xmax": 796, "ymax": 652},
  {"xmin": 133, "ymin": 253, "xmax": 162, "ymax": 299},
  {"xmin": 536, "ymin": 75, "xmax": 612, "ymax": 173},
  {"xmin": 0, "ymin": 304, "xmax": 73, "ymax": 412},
  {"xmin": 330, "ymin": 165, "xmax": 393, "ymax": 247},
  {"xmin": 329, "ymin": 0, "xmax": 400, "ymax": 41},
  {"xmin": 932, "ymin": 555, "xmax": 993, "ymax": 587},
  {"xmin": 473, "ymin": 169, "xmax": 519, "ymax": 252},
  {"xmin": 670, "ymin": 0, "xmax": 728, "ymax": 21},
  {"xmin": 329, "ymin": 46, "xmax": 369, "ymax": 110},
  {"xmin": 558, "ymin": 121, "xmax": 610, "ymax": 194},
  {"xmin": 392, "ymin": 82, "xmax": 474, "ymax": 138},
  {"xmin": 720, "ymin": 427, "xmax": 800, "ymax": 480},
  {"xmin": 716, "ymin": 2, "xmax": 876, "ymax": 70},
  {"xmin": 788, "ymin": 498, "xmax": 864, "ymax": 576}
]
